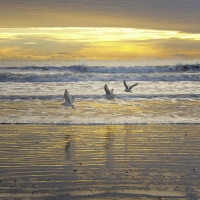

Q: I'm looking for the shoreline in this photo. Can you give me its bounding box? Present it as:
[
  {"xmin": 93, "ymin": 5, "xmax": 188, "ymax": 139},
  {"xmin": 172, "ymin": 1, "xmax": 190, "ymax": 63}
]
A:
[
  {"xmin": 0, "ymin": 124, "xmax": 200, "ymax": 199},
  {"xmin": 1, "ymin": 122, "xmax": 200, "ymax": 125}
]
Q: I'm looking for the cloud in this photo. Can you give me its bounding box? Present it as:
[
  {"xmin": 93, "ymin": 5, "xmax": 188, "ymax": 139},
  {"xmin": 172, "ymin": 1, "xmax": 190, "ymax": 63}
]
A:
[
  {"xmin": 1, "ymin": 27, "xmax": 200, "ymax": 60},
  {"xmin": 172, "ymin": 54, "xmax": 188, "ymax": 58},
  {"xmin": 0, "ymin": 0, "xmax": 200, "ymax": 33},
  {"xmin": 23, "ymin": 42, "xmax": 38, "ymax": 45}
]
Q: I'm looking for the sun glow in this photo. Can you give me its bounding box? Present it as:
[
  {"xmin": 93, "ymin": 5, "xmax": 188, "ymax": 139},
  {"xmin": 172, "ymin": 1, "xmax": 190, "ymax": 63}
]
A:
[{"xmin": 1, "ymin": 27, "xmax": 200, "ymax": 60}]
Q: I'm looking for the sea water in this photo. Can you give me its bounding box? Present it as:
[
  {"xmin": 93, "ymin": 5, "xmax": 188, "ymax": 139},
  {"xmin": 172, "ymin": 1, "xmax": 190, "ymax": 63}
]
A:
[
  {"xmin": 1, "ymin": 60, "xmax": 200, "ymax": 199},
  {"xmin": 0, "ymin": 59, "xmax": 200, "ymax": 124}
]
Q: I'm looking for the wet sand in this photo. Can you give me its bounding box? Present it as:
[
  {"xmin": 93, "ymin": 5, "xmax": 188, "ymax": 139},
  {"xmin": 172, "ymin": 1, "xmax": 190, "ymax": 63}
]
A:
[{"xmin": 0, "ymin": 124, "xmax": 200, "ymax": 199}]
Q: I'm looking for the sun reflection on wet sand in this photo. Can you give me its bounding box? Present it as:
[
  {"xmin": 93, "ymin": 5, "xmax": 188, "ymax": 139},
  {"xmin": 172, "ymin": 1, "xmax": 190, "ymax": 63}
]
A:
[{"xmin": 0, "ymin": 124, "xmax": 200, "ymax": 199}]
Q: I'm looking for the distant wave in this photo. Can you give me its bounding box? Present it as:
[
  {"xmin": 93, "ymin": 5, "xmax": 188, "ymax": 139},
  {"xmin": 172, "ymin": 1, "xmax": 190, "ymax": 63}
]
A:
[
  {"xmin": 66, "ymin": 64, "xmax": 200, "ymax": 73},
  {"xmin": 0, "ymin": 64, "xmax": 200, "ymax": 82},
  {"xmin": 0, "ymin": 71, "xmax": 199, "ymax": 82},
  {"xmin": 0, "ymin": 63, "xmax": 200, "ymax": 73}
]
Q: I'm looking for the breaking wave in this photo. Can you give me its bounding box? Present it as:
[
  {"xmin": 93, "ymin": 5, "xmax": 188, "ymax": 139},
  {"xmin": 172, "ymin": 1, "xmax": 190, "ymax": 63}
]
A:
[{"xmin": 0, "ymin": 64, "xmax": 200, "ymax": 82}]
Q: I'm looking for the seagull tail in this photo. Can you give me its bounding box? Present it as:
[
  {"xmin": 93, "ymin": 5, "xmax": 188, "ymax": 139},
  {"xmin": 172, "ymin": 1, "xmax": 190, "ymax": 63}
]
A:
[{"xmin": 71, "ymin": 105, "xmax": 75, "ymax": 109}]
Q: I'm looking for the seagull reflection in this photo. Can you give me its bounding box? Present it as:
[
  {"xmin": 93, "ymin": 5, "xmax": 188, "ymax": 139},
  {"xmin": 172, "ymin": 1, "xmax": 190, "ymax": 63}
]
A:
[
  {"xmin": 65, "ymin": 135, "xmax": 71, "ymax": 159},
  {"xmin": 104, "ymin": 127, "xmax": 114, "ymax": 149}
]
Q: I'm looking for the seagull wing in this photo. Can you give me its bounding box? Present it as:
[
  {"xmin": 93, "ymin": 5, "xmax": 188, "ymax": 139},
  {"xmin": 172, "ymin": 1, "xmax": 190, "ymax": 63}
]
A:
[
  {"xmin": 129, "ymin": 83, "xmax": 139, "ymax": 90},
  {"xmin": 123, "ymin": 80, "xmax": 129, "ymax": 90},
  {"xmin": 110, "ymin": 89, "xmax": 115, "ymax": 99},
  {"xmin": 64, "ymin": 89, "xmax": 72, "ymax": 104},
  {"xmin": 104, "ymin": 84, "xmax": 110, "ymax": 95},
  {"xmin": 71, "ymin": 96, "xmax": 75, "ymax": 103}
]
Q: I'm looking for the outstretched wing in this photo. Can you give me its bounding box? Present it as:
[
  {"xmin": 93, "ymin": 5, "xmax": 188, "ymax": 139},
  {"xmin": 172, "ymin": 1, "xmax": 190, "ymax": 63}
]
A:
[
  {"xmin": 64, "ymin": 89, "xmax": 72, "ymax": 104},
  {"xmin": 123, "ymin": 80, "xmax": 129, "ymax": 90},
  {"xmin": 71, "ymin": 96, "xmax": 75, "ymax": 103},
  {"xmin": 110, "ymin": 89, "xmax": 115, "ymax": 99},
  {"xmin": 110, "ymin": 89, "xmax": 114, "ymax": 95},
  {"xmin": 129, "ymin": 83, "xmax": 139, "ymax": 90},
  {"xmin": 104, "ymin": 84, "xmax": 111, "ymax": 95}
]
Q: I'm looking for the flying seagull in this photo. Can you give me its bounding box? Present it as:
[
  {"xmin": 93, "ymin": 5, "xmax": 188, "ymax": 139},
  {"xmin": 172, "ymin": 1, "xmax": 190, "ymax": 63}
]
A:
[
  {"xmin": 64, "ymin": 89, "xmax": 75, "ymax": 109},
  {"xmin": 104, "ymin": 84, "xmax": 115, "ymax": 99},
  {"xmin": 123, "ymin": 80, "xmax": 138, "ymax": 92}
]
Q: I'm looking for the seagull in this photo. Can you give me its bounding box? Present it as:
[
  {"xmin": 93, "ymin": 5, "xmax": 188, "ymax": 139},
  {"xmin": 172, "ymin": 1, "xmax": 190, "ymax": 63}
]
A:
[
  {"xmin": 104, "ymin": 84, "xmax": 115, "ymax": 99},
  {"xmin": 64, "ymin": 89, "xmax": 75, "ymax": 109},
  {"xmin": 123, "ymin": 80, "xmax": 138, "ymax": 92}
]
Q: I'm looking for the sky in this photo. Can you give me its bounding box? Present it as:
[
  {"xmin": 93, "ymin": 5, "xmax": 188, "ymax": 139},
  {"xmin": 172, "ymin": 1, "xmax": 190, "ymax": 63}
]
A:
[{"xmin": 1, "ymin": 0, "xmax": 200, "ymax": 60}]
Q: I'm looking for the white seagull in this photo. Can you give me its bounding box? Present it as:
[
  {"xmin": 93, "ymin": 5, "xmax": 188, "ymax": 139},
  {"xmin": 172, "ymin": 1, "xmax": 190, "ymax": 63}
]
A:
[
  {"xmin": 64, "ymin": 89, "xmax": 75, "ymax": 109},
  {"xmin": 104, "ymin": 84, "xmax": 115, "ymax": 99},
  {"xmin": 123, "ymin": 80, "xmax": 138, "ymax": 92}
]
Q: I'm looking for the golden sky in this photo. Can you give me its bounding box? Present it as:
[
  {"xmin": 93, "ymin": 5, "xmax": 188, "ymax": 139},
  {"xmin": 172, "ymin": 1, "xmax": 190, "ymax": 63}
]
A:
[{"xmin": 1, "ymin": 1, "xmax": 200, "ymax": 60}]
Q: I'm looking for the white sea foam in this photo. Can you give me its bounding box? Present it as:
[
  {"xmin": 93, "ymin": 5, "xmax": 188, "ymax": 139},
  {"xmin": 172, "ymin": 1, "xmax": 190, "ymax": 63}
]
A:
[{"xmin": 0, "ymin": 63, "xmax": 200, "ymax": 82}]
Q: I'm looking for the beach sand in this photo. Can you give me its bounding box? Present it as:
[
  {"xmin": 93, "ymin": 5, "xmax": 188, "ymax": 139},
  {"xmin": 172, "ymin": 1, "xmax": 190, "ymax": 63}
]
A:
[{"xmin": 0, "ymin": 124, "xmax": 200, "ymax": 199}]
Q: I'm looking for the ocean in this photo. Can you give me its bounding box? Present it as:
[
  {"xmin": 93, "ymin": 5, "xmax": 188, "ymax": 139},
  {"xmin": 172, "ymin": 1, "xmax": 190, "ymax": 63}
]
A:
[
  {"xmin": 1, "ymin": 59, "xmax": 200, "ymax": 199},
  {"xmin": 0, "ymin": 59, "xmax": 200, "ymax": 124}
]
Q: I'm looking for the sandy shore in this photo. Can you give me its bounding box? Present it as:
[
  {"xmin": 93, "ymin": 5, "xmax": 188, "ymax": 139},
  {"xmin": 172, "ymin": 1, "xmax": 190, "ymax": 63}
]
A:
[{"xmin": 0, "ymin": 124, "xmax": 200, "ymax": 199}]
